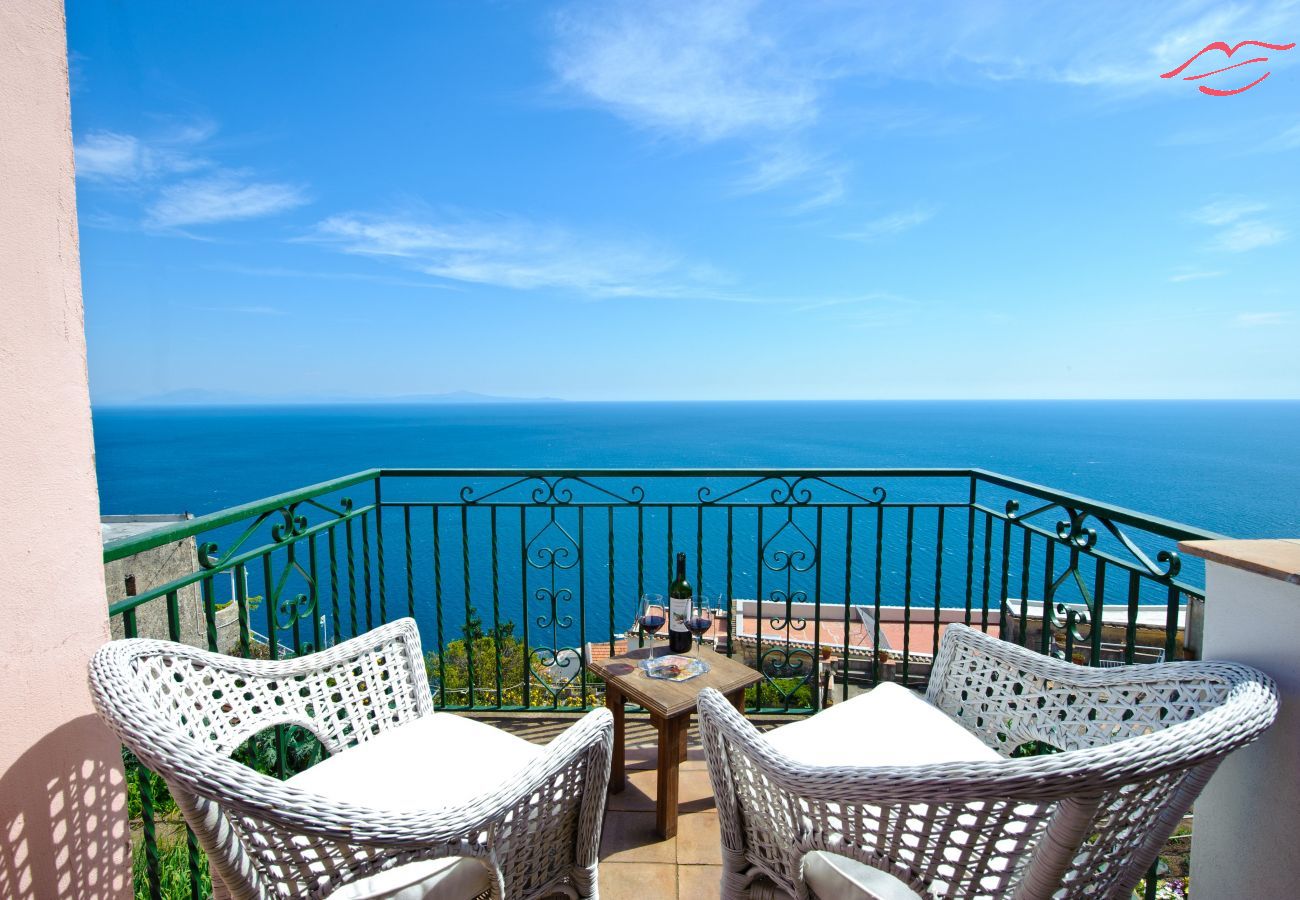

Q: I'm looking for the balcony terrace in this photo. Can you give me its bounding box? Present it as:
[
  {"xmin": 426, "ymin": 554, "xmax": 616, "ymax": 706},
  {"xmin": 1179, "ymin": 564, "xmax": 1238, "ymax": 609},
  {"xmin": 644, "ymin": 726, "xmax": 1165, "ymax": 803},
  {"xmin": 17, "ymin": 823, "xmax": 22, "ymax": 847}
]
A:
[{"xmin": 102, "ymin": 468, "xmax": 1219, "ymax": 898}]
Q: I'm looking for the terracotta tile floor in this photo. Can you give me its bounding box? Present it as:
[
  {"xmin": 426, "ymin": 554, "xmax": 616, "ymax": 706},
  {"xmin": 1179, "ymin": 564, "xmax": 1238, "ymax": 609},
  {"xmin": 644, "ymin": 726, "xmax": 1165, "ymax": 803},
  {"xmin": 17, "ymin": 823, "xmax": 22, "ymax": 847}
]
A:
[{"xmin": 472, "ymin": 711, "xmax": 795, "ymax": 899}]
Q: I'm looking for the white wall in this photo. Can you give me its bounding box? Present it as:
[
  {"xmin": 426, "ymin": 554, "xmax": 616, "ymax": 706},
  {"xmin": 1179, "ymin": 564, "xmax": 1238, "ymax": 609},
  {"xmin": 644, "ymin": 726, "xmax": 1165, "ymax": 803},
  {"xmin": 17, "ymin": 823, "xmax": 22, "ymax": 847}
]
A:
[
  {"xmin": 1190, "ymin": 561, "xmax": 1298, "ymax": 899},
  {"xmin": 0, "ymin": 1, "xmax": 131, "ymax": 896}
]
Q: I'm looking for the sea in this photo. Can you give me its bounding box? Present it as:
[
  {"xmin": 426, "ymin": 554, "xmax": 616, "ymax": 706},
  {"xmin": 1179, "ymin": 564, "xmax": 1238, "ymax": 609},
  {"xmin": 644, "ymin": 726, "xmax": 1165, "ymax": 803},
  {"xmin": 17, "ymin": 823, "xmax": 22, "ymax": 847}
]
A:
[
  {"xmin": 94, "ymin": 401, "xmax": 1300, "ymax": 536},
  {"xmin": 93, "ymin": 401, "xmax": 1300, "ymax": 646}
]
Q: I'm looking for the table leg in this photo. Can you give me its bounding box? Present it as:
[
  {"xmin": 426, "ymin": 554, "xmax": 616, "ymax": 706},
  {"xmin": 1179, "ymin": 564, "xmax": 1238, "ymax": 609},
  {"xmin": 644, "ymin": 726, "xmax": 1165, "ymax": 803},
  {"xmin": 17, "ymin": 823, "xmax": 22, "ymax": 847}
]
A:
[
  {"xmin": 607, "ymin": 683, "xmax": 625, "ymax": 794},
  {"xmin": 654, "ymin": 713, "xmax": 684, "ymax": 839},
  {"xmin": 726, "ymin": 687, "xmax": 747, "ymax": 715}
]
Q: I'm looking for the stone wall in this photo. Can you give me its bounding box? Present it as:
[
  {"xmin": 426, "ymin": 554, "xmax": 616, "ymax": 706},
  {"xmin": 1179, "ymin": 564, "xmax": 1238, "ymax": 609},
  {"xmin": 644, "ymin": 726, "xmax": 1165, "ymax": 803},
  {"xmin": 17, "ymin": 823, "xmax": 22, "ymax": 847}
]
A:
[{"xmin": 105, "ymin": 536, "xmax": 245, "ymax": 654}]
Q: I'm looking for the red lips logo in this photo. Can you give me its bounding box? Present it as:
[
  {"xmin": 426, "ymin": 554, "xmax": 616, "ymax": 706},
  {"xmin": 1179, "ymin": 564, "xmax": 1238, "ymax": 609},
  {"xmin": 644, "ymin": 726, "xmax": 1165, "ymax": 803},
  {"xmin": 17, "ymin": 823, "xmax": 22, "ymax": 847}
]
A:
[{"xmin": 1161, "ymin": 40, "xmax": 1296, "ymax": 95}]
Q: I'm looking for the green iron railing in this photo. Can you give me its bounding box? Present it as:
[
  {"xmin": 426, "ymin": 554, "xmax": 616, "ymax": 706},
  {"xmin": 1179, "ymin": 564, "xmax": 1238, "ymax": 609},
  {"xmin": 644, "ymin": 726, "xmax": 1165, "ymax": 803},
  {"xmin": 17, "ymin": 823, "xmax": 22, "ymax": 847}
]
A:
[{"xmin": 104, "ymin": 468, "xmax": 1222, "ymax": 899}]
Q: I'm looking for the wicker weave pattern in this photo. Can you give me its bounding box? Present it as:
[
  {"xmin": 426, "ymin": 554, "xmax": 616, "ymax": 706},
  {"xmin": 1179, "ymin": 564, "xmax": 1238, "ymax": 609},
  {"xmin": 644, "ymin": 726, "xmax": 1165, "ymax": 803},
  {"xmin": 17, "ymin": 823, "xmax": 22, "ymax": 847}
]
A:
[
  {"xmin": 89, "ymin": 618, "xmax": 614, "ymax": 900},
  {"xmin": 699, "ymin": 623, "xmax": 1277, "ymax": 900},
  {"xmin": 132, "ymin": 626, "xmax": 432, "ymax": 758}
]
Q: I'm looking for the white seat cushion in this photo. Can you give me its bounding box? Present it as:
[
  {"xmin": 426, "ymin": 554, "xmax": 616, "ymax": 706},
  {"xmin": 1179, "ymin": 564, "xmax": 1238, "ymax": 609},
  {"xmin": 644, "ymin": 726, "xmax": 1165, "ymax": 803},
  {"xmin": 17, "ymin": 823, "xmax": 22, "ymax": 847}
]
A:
[
  {"xmin": 288, "ymin": 713, "xmax": 544, "ymax": 899},
  {"xmin": 766, "ymin": 682, "xmax": 1001, "ymax": 768},
  {"xmin": 325, "ymin": 859, "xmax": 488, "ymax": 900},
  {"xmin": 764, "ymin": 685, "xmax": 1007, "ymax": 898},
  {"xmin": 804, "ymin": 852, "xmax": 923, "ymax": 900}
]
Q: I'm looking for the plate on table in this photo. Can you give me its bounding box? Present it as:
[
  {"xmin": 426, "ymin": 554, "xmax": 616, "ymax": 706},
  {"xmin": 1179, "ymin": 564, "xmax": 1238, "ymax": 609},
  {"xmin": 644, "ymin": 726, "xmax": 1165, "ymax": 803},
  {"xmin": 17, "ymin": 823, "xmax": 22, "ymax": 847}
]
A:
[{"xmin": 642, "ymin": 654, "xmax": 709, "ymax": 681}]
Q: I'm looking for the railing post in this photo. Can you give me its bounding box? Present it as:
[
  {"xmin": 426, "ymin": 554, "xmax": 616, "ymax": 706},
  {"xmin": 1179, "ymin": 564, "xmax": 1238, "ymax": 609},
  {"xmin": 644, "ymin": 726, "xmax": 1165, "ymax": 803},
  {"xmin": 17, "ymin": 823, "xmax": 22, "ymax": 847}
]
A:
[{"xmin": 1180, "ymin": 539, "xmax": 1298, "ymax": 899}]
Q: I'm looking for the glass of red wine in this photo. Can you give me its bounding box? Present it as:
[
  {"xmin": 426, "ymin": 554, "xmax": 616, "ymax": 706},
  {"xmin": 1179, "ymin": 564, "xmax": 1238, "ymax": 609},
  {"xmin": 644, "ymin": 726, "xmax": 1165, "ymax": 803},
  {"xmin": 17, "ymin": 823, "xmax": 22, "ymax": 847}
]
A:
[
  {"xmin": 638, "ymin": 593, "xmax": 666, "ymax": 644},
  {"xmin": 686, "ymin": 596, "xmax": 714, "ymax": 657}
]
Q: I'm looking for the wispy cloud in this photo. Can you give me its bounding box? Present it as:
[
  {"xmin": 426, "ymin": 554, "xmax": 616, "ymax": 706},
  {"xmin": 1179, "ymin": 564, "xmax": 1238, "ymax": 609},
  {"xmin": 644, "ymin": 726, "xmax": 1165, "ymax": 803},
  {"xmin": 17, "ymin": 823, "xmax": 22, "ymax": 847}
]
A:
[
  {"xmin": 1191, "ymin": 200, "xmax": 1269, "ymax": 227},
  {"xmin": 75, "ymin": 122, "xmax": 214, "ymax": 182},
  {"xmin": 307, "ymin": 212, "xmax": 729, "ymax": 300},
  {"xmin": 76, "ymin": 132, "xmax": 157, "ymax": 181},
  {"xmin": 734, "ymin": 145, "xmax": 825, "ymax": 193},
  {"xmin": 1169, "ymin": 270, "xmax": 1225, "ymax": 283},
  {"xmin": 551, "ymin": 0, "xmax": 815, "ymax": 142},
  {"xmin": 552, "ymin": 1, "xmax": 1300, "ymax": 130},
  {"xmin": 1262, "ymin": 122, "xmax": 1300, "ymax": 152},
  {"xmin": 1210, "ymin": 221, "xmax": 1287, "ymax": 253},
  {"xmin": 791, "ymin": 291, "xmax": 906, "ymax": 313},
  {"xmin": 791, "ymin": 292, "xmax": 915, "ymax": 328},
  {"xmin": 208, "ymin": 263, "xmax": 459, "ymax": 290},
  {"xmin": 551, "ymin": 1, "xmax": 844, "ymax": 208},
  {"xmin": 826, "ymin": 0, "xmax": 1300, "ymax": 92},
  {"xmin": 732, "ymin": 144, "xmax": 847, "ymax": 210},
  {"xmin": 1190, "ymin": 198, "xmax": 1287, "ymax": 253},
  {"xmin": 147, "ymin": 172, "xmax": 307, "ymax": 228},
  {"xmin": 839, "ymin": 207, "xmax": 935, "ymax": 242},
  {"xmin": 548, "ymin": 2, "xmax": 1295, "ymax": 212},
  {"xmin": 1235, "ymin": 311, "xmax": 1292, "ymax": 327},
  {"xmin": 306, "ymin": 209, "xmax": 917, "ymax": 310},
  {"xmin": 194, "ymin": 305, "xmax": 287, "ymax": 316},
  {"xmin": 76, "ymin": 120, "xmax": 307, "ymax": 232}
]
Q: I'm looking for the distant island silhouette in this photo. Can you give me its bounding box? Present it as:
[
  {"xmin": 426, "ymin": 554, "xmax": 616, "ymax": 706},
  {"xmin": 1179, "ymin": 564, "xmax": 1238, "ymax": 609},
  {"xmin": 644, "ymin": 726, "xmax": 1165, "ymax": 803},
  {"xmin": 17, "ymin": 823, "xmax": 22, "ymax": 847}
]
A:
[{"xmin": 97, "ymin": 389, "xmax": 565, "ymax": 407}]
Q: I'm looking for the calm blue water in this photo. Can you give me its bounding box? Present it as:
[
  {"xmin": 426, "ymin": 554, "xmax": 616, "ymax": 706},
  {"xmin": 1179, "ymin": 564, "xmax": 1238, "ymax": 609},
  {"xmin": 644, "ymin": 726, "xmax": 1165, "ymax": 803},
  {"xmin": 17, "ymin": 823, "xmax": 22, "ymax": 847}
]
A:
[
  {"xmin": 93, "ymin": 402, "xmax": 1300, "ymax": 649},
  {"xmin": 94, "ymin": 401, "xmax": 1300, "ymax": 537}
]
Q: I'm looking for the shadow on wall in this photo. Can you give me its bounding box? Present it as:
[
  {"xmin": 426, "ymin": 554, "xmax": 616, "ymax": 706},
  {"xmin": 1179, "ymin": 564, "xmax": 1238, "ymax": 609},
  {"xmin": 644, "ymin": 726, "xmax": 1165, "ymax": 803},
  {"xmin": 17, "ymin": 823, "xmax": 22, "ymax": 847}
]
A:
[{"xmin": 0, "ymin": 715, "xmax": 131, "ymax": 899}]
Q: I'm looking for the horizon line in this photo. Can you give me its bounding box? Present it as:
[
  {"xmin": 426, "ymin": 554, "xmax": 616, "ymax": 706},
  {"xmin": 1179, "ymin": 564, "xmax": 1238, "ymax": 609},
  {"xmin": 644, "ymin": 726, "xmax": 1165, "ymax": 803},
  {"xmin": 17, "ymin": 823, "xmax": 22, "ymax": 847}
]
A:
[{"xmin": 92, "ymin": 397, "xmax": 1300, "ymax": 409}]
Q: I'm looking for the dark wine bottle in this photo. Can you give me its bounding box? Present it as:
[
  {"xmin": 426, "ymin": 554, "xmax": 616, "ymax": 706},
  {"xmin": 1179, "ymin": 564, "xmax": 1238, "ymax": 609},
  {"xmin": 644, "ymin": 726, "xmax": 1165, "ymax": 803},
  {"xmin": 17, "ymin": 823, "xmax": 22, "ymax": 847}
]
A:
[{"xmin": 668, "ymin": 552, "xmax": 693, "ymax": 653}]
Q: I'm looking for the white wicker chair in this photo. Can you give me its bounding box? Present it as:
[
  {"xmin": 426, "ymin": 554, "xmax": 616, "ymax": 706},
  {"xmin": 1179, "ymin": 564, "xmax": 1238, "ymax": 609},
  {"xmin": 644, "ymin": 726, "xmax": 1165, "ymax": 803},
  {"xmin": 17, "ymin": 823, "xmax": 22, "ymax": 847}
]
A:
[
  {"xmin": 699, "ymin": 623, "xmax": 1277, "ymax": 899},
  {"xmin": 89, "ymin": 618, "xmax": 613, "ymax": 900}
]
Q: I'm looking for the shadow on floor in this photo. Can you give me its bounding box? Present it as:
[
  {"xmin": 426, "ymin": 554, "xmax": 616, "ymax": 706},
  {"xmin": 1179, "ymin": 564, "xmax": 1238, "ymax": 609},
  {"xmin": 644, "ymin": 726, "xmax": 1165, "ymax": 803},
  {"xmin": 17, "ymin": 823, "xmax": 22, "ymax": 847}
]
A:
[{"xmin": 467, "ymin": 711, "xmax": 796, "ymax": 899}]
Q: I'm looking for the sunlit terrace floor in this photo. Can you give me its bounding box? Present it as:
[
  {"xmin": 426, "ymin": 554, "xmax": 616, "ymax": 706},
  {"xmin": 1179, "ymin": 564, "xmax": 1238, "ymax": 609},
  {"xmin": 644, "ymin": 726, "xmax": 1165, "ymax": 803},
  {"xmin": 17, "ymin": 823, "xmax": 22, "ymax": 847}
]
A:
[{"xmin": 467, "ymin": 711, "xmax": 798, "ymax": 900}]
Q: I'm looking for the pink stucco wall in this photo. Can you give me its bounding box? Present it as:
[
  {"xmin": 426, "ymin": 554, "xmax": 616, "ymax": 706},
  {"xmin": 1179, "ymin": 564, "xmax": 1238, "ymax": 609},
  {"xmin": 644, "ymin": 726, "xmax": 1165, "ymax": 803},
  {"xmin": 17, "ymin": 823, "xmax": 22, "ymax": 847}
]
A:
[{"xmin": 0, "ymin": 1, "xmax": 131, "ymax": 896}]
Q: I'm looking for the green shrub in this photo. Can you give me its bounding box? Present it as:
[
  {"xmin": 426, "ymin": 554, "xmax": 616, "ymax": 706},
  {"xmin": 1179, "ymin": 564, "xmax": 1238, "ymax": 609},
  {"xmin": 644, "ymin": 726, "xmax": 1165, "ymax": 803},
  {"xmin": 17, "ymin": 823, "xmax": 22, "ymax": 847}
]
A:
[
  {"xmin": 132, "ymin": 832, "xmax": 211, "ymax": 900},
  {"xmin": 125, "ymin": 710, "xmax": 324, "ymax": 898},
  {"xmin": 746, "ymin": 676, "xmax": 814, "ymax": 710},
  {"xmin": 424, "ymin": 613, "xmax": 603, "ymax": 708}
]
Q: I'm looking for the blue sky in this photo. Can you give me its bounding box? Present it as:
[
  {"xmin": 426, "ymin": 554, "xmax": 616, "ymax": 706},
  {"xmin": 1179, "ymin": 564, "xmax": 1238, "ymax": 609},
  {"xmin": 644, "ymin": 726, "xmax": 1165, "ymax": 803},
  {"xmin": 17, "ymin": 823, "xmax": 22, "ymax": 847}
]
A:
[{"xmin": 69, "ymin": 0, "xmax": 1300, "ymax": 403}]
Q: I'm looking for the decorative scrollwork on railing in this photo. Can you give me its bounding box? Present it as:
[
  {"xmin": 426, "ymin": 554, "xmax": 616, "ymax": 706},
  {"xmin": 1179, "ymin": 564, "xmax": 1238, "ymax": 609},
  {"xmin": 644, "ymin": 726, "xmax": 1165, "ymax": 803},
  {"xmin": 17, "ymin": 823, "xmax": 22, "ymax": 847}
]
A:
[
  {"xmin": 197, "ymin": 495, "xmax": 355, "ymax": 571},
  {"xmin": 527, "ymin": 647, "xmax": 584, "ymax": 705},
  {"xmin": 460, "ymin": 475, "xmax": 644, "ymax": 506},
  {"xmin": 1004, "ymin": 498, "xmax": 1180, "ymax": 580},
  {"xmin": 698, "ymin": 475, "xmax": 887, "ymax": 506},
  {"xmin": 761, "ymin": 516, "xmax": 817, "ymax": 574},
  {"xmin": 767, "ymin": 590, "xmax": 809, "ymax": 632},
  {"xmin": 753, "ymin": 509, "xmax": 819, "ymax": 700},
  {"xmin": 273, "ymin": 592, "xmax": 315, "ymax": 631},
  {"xmin": 1037, "ymin": 538, "xmax": 1096, "ymax": 660},
  {"xmin": 1054, "ymin": 507, "xmax": 1098, "ymax": 550},
  {"xmin": 1097, "ymin": 518, "xmax": 1181, "ymax": 579},
  {"xmin": 759, "ymin": 646, "xmax": 815, "ymax": 706},
  {"xmin": 526, "ymin": 518, "xmax": 580, "ymax": 572},
  {"xmin": 270, "ymin": 504, "xmax": 308, "ymax": 543},
  {"xmin": 523, "ymin": 512, "xmax": 582, "ymax": 661},
  {"xmin": 533, "ymin": 588, "xmax": 574, "ymax": 632},
  {"xmin": 268, "ymin": 554, "xmax": 317, "ymax": 631}
]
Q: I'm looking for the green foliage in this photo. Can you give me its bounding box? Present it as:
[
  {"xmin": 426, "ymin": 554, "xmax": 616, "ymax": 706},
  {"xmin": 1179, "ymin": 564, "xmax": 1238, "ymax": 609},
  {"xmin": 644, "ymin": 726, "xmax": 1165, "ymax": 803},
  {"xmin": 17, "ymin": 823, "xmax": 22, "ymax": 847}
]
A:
[
  {"xmin": 213, "ymin": 592, "xmax": 262, "ymax": 614},
  {"xmin": 126, "ymin": 718, "xmax": 323, "ymax": 898},
  {"xmin": 746, "ymin": 677, "xmax": 814, "ymax": 710},
  {"xmin": 426, "ymin": 615, "xmax": 602, "ymax": 707},
  {"xmin": 124, "ymin": 747, "xmax": 178, "ymax": 821},
  {"xmin": 427, "ymin": 617, "xmax": 524, "ymax": 699},
  {"xmin": 133, "ymin": 834, "xmax": 211, "ymax": 900},
  {"xmin": 1133, "ymin": 877, "xmax": 1189, "ymax": 900},
  {"xmin": 231, "ymin": 724, "xmax": 326, "ymax": 776}
]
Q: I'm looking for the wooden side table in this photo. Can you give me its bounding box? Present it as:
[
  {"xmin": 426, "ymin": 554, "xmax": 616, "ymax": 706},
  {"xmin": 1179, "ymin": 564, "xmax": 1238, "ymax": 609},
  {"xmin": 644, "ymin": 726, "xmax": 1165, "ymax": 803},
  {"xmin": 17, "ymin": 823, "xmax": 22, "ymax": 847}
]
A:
[{"xmin": 589, "ymin": 640, "xmax": 762, "ymax": 838}]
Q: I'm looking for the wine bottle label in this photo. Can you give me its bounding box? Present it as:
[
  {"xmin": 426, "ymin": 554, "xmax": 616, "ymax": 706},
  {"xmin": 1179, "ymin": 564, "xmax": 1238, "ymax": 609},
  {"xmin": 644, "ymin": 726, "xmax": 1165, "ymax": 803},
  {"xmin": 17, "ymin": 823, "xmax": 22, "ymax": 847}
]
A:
[{"xmin": 669, "ymin": 597, "xmax": 690, "ymax": 632}]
